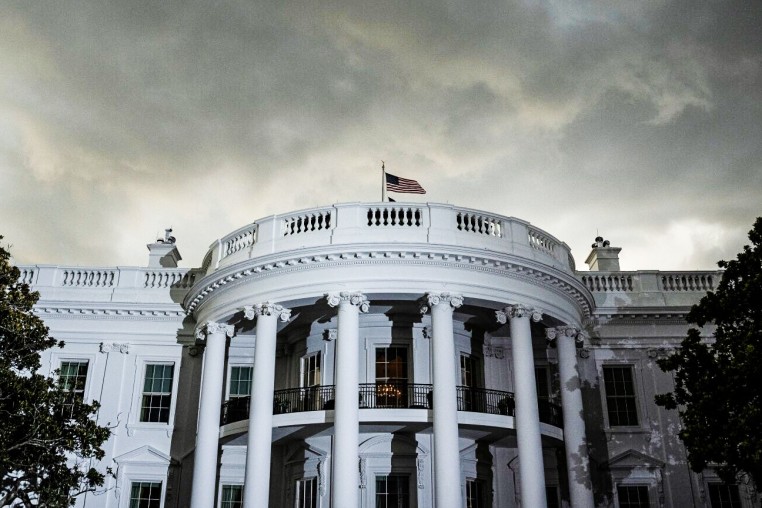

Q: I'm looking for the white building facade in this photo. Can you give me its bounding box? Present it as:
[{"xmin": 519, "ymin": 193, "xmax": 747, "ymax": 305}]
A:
[{"xmin": 19, "ymin": 203, "xmax": 759, "ymax": 508}]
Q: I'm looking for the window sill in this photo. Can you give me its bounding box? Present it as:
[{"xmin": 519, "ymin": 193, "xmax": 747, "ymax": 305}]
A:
[
  {"xmin": 126, "ymin": 422, "xmax": 174, "ymax": 438},
  {"xmin": 604, "ymin": 426, "xmax": 650, "ymax": 436}
]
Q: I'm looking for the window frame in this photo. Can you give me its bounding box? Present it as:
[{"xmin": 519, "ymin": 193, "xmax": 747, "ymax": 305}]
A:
[
  {"xmin": 615, "ymin": 484, "xmax": 651, "ymax": 508},
  {"xmin": 300, "ymin": 353, "xmax": 322, "ymax": 389},
  {"xmin": 128, "ymin": 356, "xmax": 180, "ymax": 432},
  {"xmin": 374, "ymin": 473, "xmax": 411, "ymax": 508},
  {"xmin": 219, "ymin": 483, "xmax": 244, "ymax": 508},
  {"xmin": 228, "ymin": 365, "xmax": 253, "ymax": 398},
  {"xmin": 599, "ymin": 362, "xmax": 647, "ymax": 431},
  {"xmin": 127, "ymin": 480, "xmax": 164, "ymax": 508},
  {"xmin": 58, "ymin": 359, "xmax": 90, "ymax": 415},
  {"xmin": 294, "ymin": 477, "xmax": 319, "ymax": 508}
]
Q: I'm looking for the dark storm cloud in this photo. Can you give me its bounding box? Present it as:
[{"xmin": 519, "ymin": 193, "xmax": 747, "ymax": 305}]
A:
[{"xmin": 1, "ymin": 0, "xmax": 760, "ymax": 269}]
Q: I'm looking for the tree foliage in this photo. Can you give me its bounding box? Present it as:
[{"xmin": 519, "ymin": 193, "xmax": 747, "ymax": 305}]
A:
[
  {"xmin": 656, "ymin": 218, "xmax": 762, "ymax": 486},
  {"xmin": 0, "ymin": 237, "xmax": 111, "ymax": 506}
]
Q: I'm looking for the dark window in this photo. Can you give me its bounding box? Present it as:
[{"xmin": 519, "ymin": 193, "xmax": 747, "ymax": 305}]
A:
[
  {"xmin": 546, "ymin": 485, "xmax": 560, "ymax": 508},
  {"xmin": 229, "ymin": 366, "xmax": 253, "ymax": 397},
  {"xmin": 376, "ymin": 475, "xmax": 409, "ymax": 508},
  {"xmin": 129, "ymin": 481, "xmax": 162, "ymax": 508},
  {"xmin": 617, "ymin": 485, "xmax": 649, "ymax": 508},
  {"xmin": 708, "ymin": 483, "xmax": 742, "ymax": 508},
  {"xmin": 221, "ymin": 485, "xmax": 243, "ymax": 508},
  {"xmin": 466, "ymin": 478, "xmax": 486, "ymax": 508},
  {"xmin": 59, "ymin": 361, "xmax": 88, "ymax": 416},
  {"xmin": 140, "ymin": 364, "xmax": 174, "ymax": 423},
  {"xmin": 603, "ymin": 366, "xmax": 639, "ymax": 426},
  {"xmin": 296, "ymin": 478, "xmax": 318, "ymax": 508}
]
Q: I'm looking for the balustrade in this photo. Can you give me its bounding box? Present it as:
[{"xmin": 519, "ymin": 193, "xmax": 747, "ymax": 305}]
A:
[
  {"xmin": 455, "ymin": 212, "xmax": 502, "ymax": 237},
  {"xmin": 367, "ymin": 206, "xmax": 423, "ymax": 227},
  {"xmin": 282, "ymin": 210, "xmax": 332, "ymax": 236},
  {"xmin": 61, "ymin": 269, "xmax": 116, "ymax": 288},
  {"xmin": 220, "ymin": 385, "xmax": 563, "ymax": 427}
]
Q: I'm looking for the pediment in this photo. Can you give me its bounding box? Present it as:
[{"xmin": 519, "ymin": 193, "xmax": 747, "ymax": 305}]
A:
[
  {"xmin": 114, "ymin": 445, "xmax": 171, "ymax": 465},
  {"xmin": 604, "ymin": 449, "xmax": 664, "ymax": 470}
]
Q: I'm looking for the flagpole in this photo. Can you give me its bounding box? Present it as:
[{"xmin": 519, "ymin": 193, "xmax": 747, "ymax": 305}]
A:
[{"xmin": 381, "ymin": 161, "xmax": 387, "ymax": 202}]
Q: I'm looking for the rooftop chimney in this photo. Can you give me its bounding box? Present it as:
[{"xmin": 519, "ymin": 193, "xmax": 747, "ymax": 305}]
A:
[
  {"xmin": 585, "ymin": 236, "xmax": 621, "ymax": 271},
  {"xmin": 147, "ymin": 228, "xmax": 181, "ymax": 268}
]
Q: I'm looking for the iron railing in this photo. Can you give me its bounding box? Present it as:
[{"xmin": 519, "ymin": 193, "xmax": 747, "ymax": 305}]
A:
[{"xmin": 220, "ymin": 384, "xmax": 562, "ymax": 428}]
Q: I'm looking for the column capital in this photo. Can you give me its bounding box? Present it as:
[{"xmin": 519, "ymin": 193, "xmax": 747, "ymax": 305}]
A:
[
  {"xmin": 495, "ymin": 304, "xmax": 543, "ymax": 324},
  {"xmin": 420, "ymin": 292, "xmax": 463, "ymax": 314},
  {"xmin": 195, "ymin": 321, "xmax": 234, "ymax": 341},
  {"xmin": 326, "ymin": 291, "xmax": 370, "ymax": 312},
  {"xmin": 242, "ymin": 303, "xmax": 292, "ymax": 322},
  {"xmin": 545, "ymin": 325, "xmax": 585, "ymax": 348}
]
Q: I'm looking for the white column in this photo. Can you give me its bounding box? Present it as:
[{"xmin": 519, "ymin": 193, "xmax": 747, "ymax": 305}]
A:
[
  {"xmin": 496, "ymin": 305, "xmax": 547, "ymax": 508},
  {"xmin": 327, "ymin": 291, "xmax": 369, "ymax": 508},
  {"xmin": 190, "ymin": 321, "xmax": 234, "ymax": 508},
  {"xmin": 241, "ymin": 303, "xmax": 292, "ymax": 508},
  {"xmin": 421, "ymin": 292, "xmax": 464, "ymax": 508},
  {"xmin": 546, "ymin": 326, "xmax": 594, "ymax": 508}
]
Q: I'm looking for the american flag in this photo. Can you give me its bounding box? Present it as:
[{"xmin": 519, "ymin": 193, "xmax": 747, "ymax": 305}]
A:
[{"xmin": 385, "ymin": 173, "xmax": 426, "ymax": 194}]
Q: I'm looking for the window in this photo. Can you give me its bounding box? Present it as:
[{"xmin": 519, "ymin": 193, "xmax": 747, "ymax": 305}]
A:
[
  {"xmin": 301, "ymin": 354, "xmax": 321, "ymax": 388},
  {"xmin": 546, "ymin": 486, "xmax": 560, "ymax": 508},
  {"xmin": 376, "ymin": 475, "xmax": 409, "ymax": 508},
  {"xmin": 129, "ymin": 481, "xmax": 162, "ymax": 508},
  {"xmin": 466, "ymin": 478, "xmax": 486, "ymax": 508},
  {"xmin": 616, "ymin": 485, "xmax": 649, "ymax": 508},
  {"xmin": 221, "ymin": 485, "xmax": 243, "ymax": 508},
  {"xmin": 708, "ymin": 483, "xmax": 742, "ymax": 508},
  {"xmin": 603, "ymin": 366, "xmax": 639, "ymax": 426},
  {"xmin": 375, "ymin": 347, "xmax": 408, "ymax": 407},
  {"xmin": 460, "ymin": 355, "xmax": 477, "ymax": 387},
  {"xmin": 230, "ymin": 366, "xmax": 253, "ymax": 397},
  {"xmin": 140, "ymin": 364, "xmax": 174, "ymax": 423},
  {"xmin": 59, "ymin": 361, "xmax": 88, "ymax": 415},
  {"xmin": 295, "ymin": 477, "xmax": 318, "ymax": 508}
]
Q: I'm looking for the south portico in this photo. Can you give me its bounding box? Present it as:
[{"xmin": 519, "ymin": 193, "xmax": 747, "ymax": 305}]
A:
[{"xmin": 188, "ymin": 289, "xmax": 594, "ymax": 508}]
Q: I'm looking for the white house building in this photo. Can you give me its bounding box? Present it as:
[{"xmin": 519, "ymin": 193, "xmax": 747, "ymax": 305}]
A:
[{"xmin": 19, "ymin": 202, "xmax": 758, "ymax": 508}]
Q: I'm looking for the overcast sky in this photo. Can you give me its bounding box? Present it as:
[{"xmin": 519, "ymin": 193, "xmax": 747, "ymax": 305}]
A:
[{"xmin": 1, "ymin": 1, "xmax": 760, "ymax": 272}]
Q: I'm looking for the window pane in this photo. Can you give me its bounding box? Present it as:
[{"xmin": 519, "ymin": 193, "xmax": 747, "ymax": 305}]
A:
[
  {"xmin": 230, "ymin": 367, "xmax": 253, "ymax": 397},
  {"xmin": 221, "ymin": 485, "xmax": 243, "ymax": 508},
  {"xmin": 603, "ymin": 366, "xmax": 639, "ymax": 426},
  {"xmin": 295, "ymin": 477, "xmax": 318, "ymax": 508},
  {"xmin": 376, "ymin": 475, "xmax": 409, "ymax": 508},
  {"xmin": 140, "ymin": 363, "xmax": 174, "ymax": 423},
  {"xmin": 301, "ymin": 354, "xmax": 321, "ymax": 388},
  {"xmin": 709, "ymin": 483, "xmax": 742, "ymax": 508},
  {"xmin": 59, "ymin": 361, "xmax": 88, "ymax": 416},
  {"xmin": 129, "ymin": 482, "xmax": 162, "ymax": 508},
  {"xmin": 466, "ymin": 479, "xmax": 486, "ymax": 508},
  {"xmin": 617, "ymin": 485, "xmax": 649, "ymax": 508}
]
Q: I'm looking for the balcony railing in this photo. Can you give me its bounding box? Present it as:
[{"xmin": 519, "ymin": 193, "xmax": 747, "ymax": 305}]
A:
[{"xmin": 221, "ymin": 385, "xmax": 563, "ymax": 428}]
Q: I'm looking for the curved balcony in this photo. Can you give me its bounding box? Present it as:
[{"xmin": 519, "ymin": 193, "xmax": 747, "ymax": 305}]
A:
[
  {"xmin": 220, "ymin": 384, "xmax": 562, "ymax": 428},
  {"xmin": 202, "ymin": 203, "xmax": 575, "ymax": 275}
]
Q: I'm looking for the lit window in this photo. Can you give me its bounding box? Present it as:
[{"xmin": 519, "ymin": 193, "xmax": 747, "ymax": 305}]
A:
[
  {"xmin": 603, "ymin": 366, "xmax": 639, "ymax": 426},
  {"xmin": 295, "ymin": 477, "xmax": 318, "ymax": 508},
  {"xmin": 221, "ymin": 485, "xmax": 243, "ymax": 508},
  {"xmin": 376, "ymin": 475, "xmax": 409, "ymax": 508},
  {"xmin": 375, "ymin": 347, "xmax": 408, "ymax": 407},
  {"xmin": 617, "ymin": 485, "xmax": 649, "ymax": 508},
  {"xmin": 708, "ymin": 483, "xmax": 742, "ymax": 508},
  {"xmin": 466, "ymin": 478, "xmax": 485, "ymax": 508},
  {"xmin": 59, "ymin": 361, "xmax": 88, "ymax": 415},
  {"xmin": 129, "ymin": 481, "xmax": 162, "ymax": 508},
  {"xmin": 230, "ymin": 366, "xmax": 253, "ymax": 397},
  {"xmin": 140, "ymin": 364, "xmax": 174, "ymax": 423}
]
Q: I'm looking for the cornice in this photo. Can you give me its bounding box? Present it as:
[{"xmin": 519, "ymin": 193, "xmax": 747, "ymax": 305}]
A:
[
  {"xmin": 183, "ymin": 244, "xmax": 593, "ymax": 318},
  {"xmin": 33, "ymin": 303, "xmax": 186, "ymax": 321}
]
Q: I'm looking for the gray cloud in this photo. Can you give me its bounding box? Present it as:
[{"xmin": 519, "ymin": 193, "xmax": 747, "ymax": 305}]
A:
[{"xmin": 1, "ymin": 0, "xmax": 760, "ymax": 271}]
